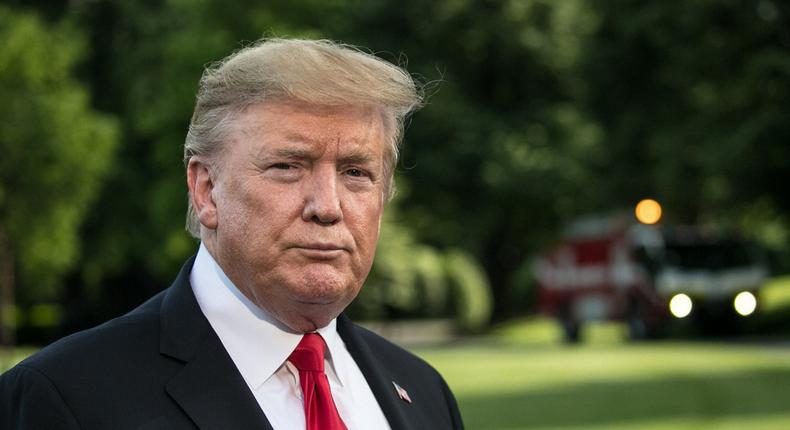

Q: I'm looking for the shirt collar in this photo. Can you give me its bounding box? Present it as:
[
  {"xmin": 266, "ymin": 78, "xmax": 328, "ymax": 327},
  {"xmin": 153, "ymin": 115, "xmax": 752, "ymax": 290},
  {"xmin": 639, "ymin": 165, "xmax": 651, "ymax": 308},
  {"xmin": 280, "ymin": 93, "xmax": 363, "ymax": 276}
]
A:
[
  {"xmin": 316, "ymin": 319, "xmax": 348, "ymax": 387},
  {"xmin": 190, "ymin": 243, "xmax": 348, "ymax": 389}
]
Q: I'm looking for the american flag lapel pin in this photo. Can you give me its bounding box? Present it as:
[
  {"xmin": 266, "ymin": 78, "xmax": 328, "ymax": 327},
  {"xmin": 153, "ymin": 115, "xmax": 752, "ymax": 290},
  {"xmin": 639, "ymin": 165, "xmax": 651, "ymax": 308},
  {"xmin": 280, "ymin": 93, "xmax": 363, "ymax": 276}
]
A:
[{"xmin": 392, "ymin": 381, "xmax": 412, "ymax": 404}]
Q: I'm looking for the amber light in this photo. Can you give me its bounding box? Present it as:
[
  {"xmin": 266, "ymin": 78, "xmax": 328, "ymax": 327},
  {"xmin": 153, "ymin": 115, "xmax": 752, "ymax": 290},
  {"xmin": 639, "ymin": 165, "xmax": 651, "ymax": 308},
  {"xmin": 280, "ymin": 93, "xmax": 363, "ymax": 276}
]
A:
[{"xmin": 635, "ymin": 199, "xmax": 662, "ymax": 224}]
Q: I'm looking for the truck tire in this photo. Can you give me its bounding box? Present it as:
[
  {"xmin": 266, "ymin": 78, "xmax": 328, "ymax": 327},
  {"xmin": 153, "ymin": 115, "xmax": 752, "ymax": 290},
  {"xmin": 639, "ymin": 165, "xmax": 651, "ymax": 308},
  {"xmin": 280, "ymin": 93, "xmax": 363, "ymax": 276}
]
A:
[
  {"xmin": 627, "ymin": 297, "xmax": 662, "ymax": 341},
  {"xmin": 561, "ymin": 317, "xmax": 581, "ymax": 343}
]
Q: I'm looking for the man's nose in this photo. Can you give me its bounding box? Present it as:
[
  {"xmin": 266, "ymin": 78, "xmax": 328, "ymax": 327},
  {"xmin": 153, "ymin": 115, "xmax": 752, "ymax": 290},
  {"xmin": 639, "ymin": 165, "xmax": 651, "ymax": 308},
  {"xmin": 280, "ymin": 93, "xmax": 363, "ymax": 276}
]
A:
[{"xmin": 301, "ymin": 168, "xmax": 343, "ymax": 225}]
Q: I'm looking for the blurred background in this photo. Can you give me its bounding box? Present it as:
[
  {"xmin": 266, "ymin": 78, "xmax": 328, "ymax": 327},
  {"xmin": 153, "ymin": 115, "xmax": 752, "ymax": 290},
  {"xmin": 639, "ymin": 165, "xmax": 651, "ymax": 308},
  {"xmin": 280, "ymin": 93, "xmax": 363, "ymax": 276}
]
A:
[{"xmin": 1, "ymin": 0, "xmax": 790, "ymax": 428}]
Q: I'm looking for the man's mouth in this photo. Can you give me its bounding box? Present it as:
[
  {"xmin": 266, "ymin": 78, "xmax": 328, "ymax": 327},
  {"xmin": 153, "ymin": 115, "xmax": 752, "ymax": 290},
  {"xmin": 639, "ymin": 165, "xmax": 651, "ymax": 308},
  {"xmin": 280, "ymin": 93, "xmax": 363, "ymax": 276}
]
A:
[{"xmin": 291, "ymin": 243, "xmax": 348, "ymax": 259}]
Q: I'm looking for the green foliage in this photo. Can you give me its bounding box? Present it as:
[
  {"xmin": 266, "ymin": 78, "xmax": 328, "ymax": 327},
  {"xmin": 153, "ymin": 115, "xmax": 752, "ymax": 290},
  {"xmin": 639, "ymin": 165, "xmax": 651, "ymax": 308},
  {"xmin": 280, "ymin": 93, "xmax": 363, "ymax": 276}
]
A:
[
  {"xmin": 354, "ymin": 207, "xmax": 492, "ymax": 332},
  {"xmin": 760, "ymin": 275, "xmax": 790, "ymax": 313},
  {"xmin": 578, "ymin": 1, "xmax": 790, "ymax": 226},
  {"xmin": 444, "ymin": 250, "xmax": 493, "ymax": 332},
  {"xmin": 356, "ymin": 209, "xmax": 449, "ymax": 320},
  {"xmin": 0, "ymin": 6, "xmax": 117, "ymax": 298}
]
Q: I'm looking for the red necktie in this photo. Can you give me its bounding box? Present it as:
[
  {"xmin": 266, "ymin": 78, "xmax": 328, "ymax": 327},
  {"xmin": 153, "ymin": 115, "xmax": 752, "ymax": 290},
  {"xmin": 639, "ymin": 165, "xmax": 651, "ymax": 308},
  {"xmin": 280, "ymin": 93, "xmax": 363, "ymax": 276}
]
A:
[{"xmin": 289, "ymin": 333, "xmax": 348, "ymax": 430}]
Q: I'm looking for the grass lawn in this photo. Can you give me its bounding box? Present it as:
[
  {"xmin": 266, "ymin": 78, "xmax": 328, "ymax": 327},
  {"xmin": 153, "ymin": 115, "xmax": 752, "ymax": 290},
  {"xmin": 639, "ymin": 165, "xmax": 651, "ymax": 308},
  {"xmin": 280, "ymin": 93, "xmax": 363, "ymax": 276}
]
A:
[
  {"xmin": 415, "ymin": 320, "xmax": 790, "ymax": 430},
  {"xmin": 0, "ymin": 347, "xmax": 38, "ymax": 373}
]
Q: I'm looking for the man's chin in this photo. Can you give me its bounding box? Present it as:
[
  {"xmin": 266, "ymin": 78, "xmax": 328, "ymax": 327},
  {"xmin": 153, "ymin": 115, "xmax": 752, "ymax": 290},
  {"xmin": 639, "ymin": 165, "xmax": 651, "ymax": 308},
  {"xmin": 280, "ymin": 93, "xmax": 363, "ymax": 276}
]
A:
[
  {"xmin": 258, "ymin": 269, "xmax": 361, "ymax": 329},
  {"xmin": 290, "ymin": 268, "xmax": 356, "ymax": 298},
  {"xmin": 290, "ymin": 285, "xmax": 353, "ymax": 308}
]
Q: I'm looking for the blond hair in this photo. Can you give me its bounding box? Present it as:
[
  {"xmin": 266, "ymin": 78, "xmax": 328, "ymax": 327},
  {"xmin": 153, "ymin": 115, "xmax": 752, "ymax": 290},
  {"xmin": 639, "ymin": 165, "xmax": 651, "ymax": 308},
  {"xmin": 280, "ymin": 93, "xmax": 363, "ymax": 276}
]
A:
[{"xmin": 183, "ymin": 38, "xmax": 423, "ymax": 237}]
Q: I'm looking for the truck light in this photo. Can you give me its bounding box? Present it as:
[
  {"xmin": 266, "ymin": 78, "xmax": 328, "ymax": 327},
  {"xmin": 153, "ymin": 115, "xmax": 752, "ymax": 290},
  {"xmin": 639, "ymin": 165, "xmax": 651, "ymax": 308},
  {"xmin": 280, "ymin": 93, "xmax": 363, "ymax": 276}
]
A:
[
  {"xmin": 635, "ymin": 199, "xmax": 662, "ymax": 224},
  {"xmin": 669, "ymin": 294, "xmax": 693, "ymax": 318},
  {"xmin": 734, "ymin": 291, "xmax": 757, "ymax": 316}
]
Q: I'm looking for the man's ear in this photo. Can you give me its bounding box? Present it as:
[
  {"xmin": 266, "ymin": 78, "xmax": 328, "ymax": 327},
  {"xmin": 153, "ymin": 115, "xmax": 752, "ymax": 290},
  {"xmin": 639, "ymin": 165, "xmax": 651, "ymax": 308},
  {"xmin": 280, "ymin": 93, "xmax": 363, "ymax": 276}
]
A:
[{"xmin": 187, "ymin": 158, "xmax": 218, "ymax": 230}]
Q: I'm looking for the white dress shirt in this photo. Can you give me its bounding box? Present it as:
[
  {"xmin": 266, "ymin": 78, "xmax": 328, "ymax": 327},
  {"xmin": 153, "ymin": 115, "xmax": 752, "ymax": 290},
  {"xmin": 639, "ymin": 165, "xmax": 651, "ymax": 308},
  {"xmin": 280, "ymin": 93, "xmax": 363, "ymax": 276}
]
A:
[{"xmin": 190, "ymin": 244, "xmax": 391, "ymax": 430}]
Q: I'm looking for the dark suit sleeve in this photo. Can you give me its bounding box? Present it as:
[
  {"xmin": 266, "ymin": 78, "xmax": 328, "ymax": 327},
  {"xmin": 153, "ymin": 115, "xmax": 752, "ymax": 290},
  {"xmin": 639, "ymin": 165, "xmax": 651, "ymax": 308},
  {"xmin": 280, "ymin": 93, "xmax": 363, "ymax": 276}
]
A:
[
  {"xmin": 0, "ymin": 365, "xmax": 81, "ymax": 429},
  {"xmin": 440, "ymin": 375, "xmax": 464, "ymax": 429}
]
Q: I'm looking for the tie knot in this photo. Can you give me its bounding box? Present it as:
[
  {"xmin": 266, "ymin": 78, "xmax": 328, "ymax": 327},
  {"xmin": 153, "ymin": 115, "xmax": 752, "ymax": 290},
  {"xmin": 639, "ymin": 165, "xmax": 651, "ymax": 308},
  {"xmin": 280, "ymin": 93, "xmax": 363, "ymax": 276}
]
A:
[{"xmin": 289, "ymin": 333, "xmax": 326, "ymax": 372}]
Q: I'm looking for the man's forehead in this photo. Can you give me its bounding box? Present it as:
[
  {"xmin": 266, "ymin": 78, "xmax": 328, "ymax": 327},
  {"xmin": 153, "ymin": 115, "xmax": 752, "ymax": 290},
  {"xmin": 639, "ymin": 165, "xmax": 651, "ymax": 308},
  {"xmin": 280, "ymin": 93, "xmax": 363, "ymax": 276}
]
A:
[
  {"xmin": 280, "ymin": 130, "xmax": 374, "ymax": 149},
  {"xmin": 236, "ymin": 101, "xmax": 386, "ymax": 156},
  {"xmin": 242, "ymin": 99, "xmax": 382, "ymax": 124}
]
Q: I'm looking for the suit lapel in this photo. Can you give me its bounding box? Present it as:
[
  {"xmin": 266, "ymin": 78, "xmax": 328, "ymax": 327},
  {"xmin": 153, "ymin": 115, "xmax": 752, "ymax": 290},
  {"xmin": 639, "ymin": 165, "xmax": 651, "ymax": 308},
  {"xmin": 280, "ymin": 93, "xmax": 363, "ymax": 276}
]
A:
[
  {"xmin": 337, "ymin": 315, "xmax": 412, "ymax": 430},
  {"xmin": 159, "ymin": 258, "xmax": 273, "ymax": 430},
  {"xmin": 164, "ymin": 335, "xmax": 273, "ymax": 430}
]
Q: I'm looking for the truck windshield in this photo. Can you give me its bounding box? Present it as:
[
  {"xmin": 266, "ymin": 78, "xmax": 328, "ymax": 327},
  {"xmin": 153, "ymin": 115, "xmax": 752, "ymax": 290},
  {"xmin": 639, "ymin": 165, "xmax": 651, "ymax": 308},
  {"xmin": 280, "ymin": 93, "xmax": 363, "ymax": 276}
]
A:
[{"xmin": 663, "ymin": 241, "xmax": 754, "ymax": 270}]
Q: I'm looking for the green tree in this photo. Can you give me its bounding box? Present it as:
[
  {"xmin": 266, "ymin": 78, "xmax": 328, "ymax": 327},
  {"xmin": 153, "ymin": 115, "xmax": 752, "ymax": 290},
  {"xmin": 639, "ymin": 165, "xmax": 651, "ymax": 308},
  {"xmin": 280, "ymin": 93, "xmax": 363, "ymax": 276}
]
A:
[
  {"xmin": 576, "ymin": 0, "xmax": 790, "ymax": 263},
  {"xmin": 0, "ymin": 7, "xmax": 117, "ymax": 345}
]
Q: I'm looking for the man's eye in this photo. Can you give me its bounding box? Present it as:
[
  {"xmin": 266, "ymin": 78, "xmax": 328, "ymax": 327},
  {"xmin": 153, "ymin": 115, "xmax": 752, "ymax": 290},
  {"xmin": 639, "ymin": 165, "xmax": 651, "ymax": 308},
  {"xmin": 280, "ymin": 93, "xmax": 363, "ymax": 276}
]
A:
[
  {"xmin": 345, "ymin": 168, "xmax": 368, "ymax": 178},
  {"xmin": 271, "ymin": 163, "xmax": 293, "ymax": 170}
]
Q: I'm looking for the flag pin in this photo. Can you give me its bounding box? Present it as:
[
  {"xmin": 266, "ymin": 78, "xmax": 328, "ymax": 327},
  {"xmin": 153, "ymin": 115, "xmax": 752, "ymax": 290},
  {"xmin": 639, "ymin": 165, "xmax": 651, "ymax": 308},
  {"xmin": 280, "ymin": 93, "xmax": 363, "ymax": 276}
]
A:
[{"xmin": 392, "ymin": 381, "xmax": 412, "ymax": 404}]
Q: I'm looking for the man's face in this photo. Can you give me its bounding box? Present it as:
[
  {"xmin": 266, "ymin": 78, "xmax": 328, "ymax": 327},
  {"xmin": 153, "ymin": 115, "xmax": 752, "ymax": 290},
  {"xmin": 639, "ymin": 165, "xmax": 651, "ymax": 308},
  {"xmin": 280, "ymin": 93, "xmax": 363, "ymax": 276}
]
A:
[{"xmin": 195, "ymin": 101, "xmax": 387, "ymax": 332}]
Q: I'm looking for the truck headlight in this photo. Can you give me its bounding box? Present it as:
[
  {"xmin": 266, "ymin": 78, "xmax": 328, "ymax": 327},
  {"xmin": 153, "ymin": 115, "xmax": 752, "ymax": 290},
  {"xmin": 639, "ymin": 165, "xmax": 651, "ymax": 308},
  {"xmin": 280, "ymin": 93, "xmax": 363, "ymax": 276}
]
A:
[
  {"xmin": 733, "ymin": 291, "xmax": 757, "ymax": 316},
  {"xmin": 669, "ymin": 294, "xmax": 693, "ymax": 318}
]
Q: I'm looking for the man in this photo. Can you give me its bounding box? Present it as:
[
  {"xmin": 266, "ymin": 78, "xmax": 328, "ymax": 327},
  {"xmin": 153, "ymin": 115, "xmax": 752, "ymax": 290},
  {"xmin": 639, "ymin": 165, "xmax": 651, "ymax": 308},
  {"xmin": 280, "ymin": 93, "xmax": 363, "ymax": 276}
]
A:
[{"xmin": 0, "ymin": 38, "xmax": 464, "ymax": 429}]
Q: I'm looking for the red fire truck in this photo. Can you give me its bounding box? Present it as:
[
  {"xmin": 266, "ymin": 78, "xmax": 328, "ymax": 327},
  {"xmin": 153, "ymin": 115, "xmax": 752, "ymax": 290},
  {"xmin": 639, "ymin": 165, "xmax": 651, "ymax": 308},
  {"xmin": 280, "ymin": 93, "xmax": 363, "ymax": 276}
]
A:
[{"xmin": 534, "ymin": 215, "xmax": 767, "ymax": 342}]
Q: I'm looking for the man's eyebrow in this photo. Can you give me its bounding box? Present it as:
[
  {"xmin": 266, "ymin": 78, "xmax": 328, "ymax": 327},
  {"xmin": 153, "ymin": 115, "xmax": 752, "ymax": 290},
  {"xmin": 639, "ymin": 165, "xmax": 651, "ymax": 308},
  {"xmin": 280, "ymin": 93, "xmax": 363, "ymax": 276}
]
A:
[
  {"xmin": 338, "ymin": 153, "xmax": 376, "ymax": 165},
  {"xmin": 271, "ymin": 147, "xmax": 314, "ymax": 159},
  {"xmin": 261, "ymin": 148, "xmax": 376, "ymax": 166}
]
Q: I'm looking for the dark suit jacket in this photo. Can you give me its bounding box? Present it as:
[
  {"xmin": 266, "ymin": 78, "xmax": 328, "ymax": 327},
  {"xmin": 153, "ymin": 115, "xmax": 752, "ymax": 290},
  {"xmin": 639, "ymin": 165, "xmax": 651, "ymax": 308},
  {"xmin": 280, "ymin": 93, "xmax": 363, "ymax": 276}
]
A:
[{"xmin": 0, "ymin": 258, "xmax": 464, "ymax": 429}]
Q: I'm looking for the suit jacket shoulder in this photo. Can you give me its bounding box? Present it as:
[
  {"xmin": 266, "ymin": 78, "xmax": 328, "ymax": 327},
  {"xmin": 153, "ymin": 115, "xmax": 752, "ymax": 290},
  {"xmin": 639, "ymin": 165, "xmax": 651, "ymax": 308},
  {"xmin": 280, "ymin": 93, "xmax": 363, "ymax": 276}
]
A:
[
  {"xmin": 338, "ymin": 316, "xmax": 465, "ymax": 429},
  {"xmin": 0, "ymin": 258, "xmax": 267, "ymax": 430},
  {"xmin": 16, "ymin": 289, "xmax": 167, "ymax": 377},
  {"xmin": 0, "ymin": 290, "xmax": 181, "ymax": 429}
]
